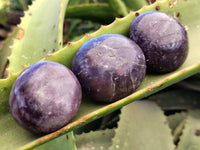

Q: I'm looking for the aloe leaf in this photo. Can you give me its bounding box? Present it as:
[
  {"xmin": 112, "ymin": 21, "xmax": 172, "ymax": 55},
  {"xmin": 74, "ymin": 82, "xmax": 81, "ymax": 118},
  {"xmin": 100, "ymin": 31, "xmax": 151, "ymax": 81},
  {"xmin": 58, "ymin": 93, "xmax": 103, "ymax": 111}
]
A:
[
  {"xmin": 123, "ymin": 0, "xmax": 148, "ymax": 10},
  {"xmin": 0, "ymin": 74, "xmax": 17, "ymax": 114},
  {"xmin": 0, "ymin": 0, "xmax": 200, "ymax": 149},
  {"xmin": 0, "ymin": 0, "xmax": 10, "ymax": 24},
  {"xmin": 167, "ymin": 112, "xmax": 187, "ymax": 133},
  {"xmin": 107, "ymin": 0, "xmax": 128, "ymax": 16},
  {"xmin": 74, "ymin": 110, "xmax": 119, "ymax": 134},
  {"xmin": 7, "ymin": 0, "xmax": 68, "ymax": 74},
  {"xmin": 58, "ymin": 0, "xmax": 69, "ymax": 48},
  {"xmin": 167, "ymin": 113, "xmax": 187, "ymax": 143},
  {"xmin": 0, "ymin": 27, "xmax": 18, "ymax": 78},
  {"xmin": 177, "ymin": 110, "xmax": 200, "ymax": 150},
  {"xmin": 32, "ymin": 131, "xmax": 77, "ymax": 150},
  {"xmin": 0, "ymin": 111, "xmax": 40, "ymax": 150},
  {"xmin": 148, "ymin": 86, "xmax": 200, "ymax": 110},
  {"xmin": 173, "ymin": 118, "xmax": 186, "ymax": 143},
  {"xmin": 75, "ymin": 129, "xmax": 115, "ymax": 150},
  {"xmin": 68, "ymin": 0, "xmax": 82, "ymax": 6},
  {"xmin": 74, "ymin": 116, "xmax": 102, "ymax": 134},
  {"xmin": 65, "ymin": 4, "xmax": 118, "ymax": 24},
  {"xmin": 109, "ymin": 101, "xmax": 175, "ymax": 150},
  {"xmin": 68, "ymin": 0, "xmax": 98, "ymax": 6},
  {"xmin": 177, "ymin": 78, "xmax": 200, "ymax": 92}
]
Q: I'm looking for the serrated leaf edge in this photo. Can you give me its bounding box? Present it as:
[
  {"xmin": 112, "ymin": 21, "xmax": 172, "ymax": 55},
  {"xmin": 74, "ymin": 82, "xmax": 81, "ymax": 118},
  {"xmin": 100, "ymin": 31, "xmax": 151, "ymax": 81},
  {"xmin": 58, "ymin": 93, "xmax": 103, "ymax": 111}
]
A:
[{"xmin": 108, "ymin": 101, "xmax": 175, "ymax": 150}]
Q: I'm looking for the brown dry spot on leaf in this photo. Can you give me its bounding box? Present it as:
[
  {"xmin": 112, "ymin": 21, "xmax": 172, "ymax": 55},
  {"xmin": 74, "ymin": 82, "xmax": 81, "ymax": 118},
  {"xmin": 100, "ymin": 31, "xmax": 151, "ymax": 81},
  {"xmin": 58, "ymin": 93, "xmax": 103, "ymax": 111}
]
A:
[
  {"xmin": 155, "ymin": 6, "xmax": 160, "ymax": 11},
  {"xmin": 16, "ymin": 28, "xmax": 24, "ymax": 40},
  {"xmin": 176, "ymin": 12, "xmax": 180, "ymax": 17},
  {"xmin": 135, "ymin": 12, "xmax": 140, "ymax": 17},
  {"xmin": 195, "ymin": 127, "xmax": 200, "ymax": 136}
]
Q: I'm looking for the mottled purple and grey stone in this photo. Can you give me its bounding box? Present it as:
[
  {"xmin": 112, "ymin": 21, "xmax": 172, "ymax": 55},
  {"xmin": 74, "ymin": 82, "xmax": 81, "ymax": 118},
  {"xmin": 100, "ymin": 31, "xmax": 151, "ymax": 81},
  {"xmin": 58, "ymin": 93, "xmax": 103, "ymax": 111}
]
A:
[
  {"xmin": 9, "ymin": 61, "xmax": 82, "ymax": 134},
  {"xmin": 72, "ymin": 34, "xmax": 146, "ymax": 103},
  {"xmin": 130, "ymin": 11, "xmax": 188, "ymax": 73}
]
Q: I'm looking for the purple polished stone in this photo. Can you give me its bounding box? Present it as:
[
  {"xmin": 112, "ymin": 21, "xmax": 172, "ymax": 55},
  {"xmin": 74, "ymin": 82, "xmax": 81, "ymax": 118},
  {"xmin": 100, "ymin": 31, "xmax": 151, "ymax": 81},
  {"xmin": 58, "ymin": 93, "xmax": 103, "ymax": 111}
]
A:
[
  {"xmin": 9, "ymin": 61, "xmax": 82, "ymax": 134},
  {"xmin": 72, "ymin": 34, "xmax": 146, "ymax": 103},
  {"xmin": 130, "ymin": 11, "xmax": 188, "ymax": 73}
]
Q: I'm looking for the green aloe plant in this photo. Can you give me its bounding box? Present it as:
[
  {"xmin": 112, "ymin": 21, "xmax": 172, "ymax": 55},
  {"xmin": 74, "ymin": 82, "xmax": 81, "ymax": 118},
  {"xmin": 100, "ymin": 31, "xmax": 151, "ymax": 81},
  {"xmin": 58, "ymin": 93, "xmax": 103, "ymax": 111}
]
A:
[{"xmin": 0, "ymin": 0, "xmax": 200, "ymax": 149}]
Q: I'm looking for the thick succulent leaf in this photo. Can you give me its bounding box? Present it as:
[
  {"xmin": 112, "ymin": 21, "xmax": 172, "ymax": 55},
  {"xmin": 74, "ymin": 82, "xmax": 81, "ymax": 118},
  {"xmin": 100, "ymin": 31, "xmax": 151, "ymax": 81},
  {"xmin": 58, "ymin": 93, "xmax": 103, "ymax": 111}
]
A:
[
  {"xmin": 58, "ymin": 0, "xmax": 69, "ymax": 48},
  {"xmin": 32, "ymin": 132, "xmax": 76, "ymax": 150},
  {"xmin": 75, "ymin": 129, "xmax": 115, "ymax": 150},
  {"xmin": 68, "ymin": 0, "xmax": 82, "ymax": 6},
  {"xmin": 68, "ymin": 0, "xmax": 98, "ymax": 6},
  {"xmin": 0, "ymin": 74, "xmax": 17, "ymax": 114},
  {"xmin": 177, "ymin": 78, "xmax": 200, "ymax": 92},
  {"xmin": 0, "ymin": 112, "xmax": 40, "ymax": 150},
  {"xmin": 167, "ymin": 113, "xmax": 187, "ymax": 143},
  {"xmin": 74, "ymin": 117, "xmax": 102, "ymax": 134},
  {"xmin": 106, "ymin": 0, "xmax": 128, "ymax": 16},
  {"xmin": 74, "ymin": 110, "xmax": 120, "ymax": 134},
  {"xmin": 167, "ymin": 112, "xmax": 187, "ymax": 133},
  {"xmin": 173, "ymin": 118, "xmax": 186, "ymax": 143},
  {"xmin": 0, "ymin": 0, "xmax": 10, "ymax": 24},
  {"xmin": 0, "ymin": 28, "xmax": 18, "ymax": 78},
  {"xmin": 7, "ymin": 0, "xmax": 68, "ymax": 74},
  {"xmin": 148, "ymin": 86, "xmax": 200, "ymax": 110},
  {"xmin": 177, "ymin": 110, "xmax": 200, "ymax": 150},
  {"xmin": 109, "ymin": 101, "xmax": 175, "ymax": 150},
  {"xmin": 65, "ymin": 4, "xmax": 118, "ymax": 24},
  {"xmin": 123, "ymin": 0, "xmax": 148, "ymax": 10},
  {"xmin": 0, "ymin": 0, "xmax": 200, "ymax": 149}
]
